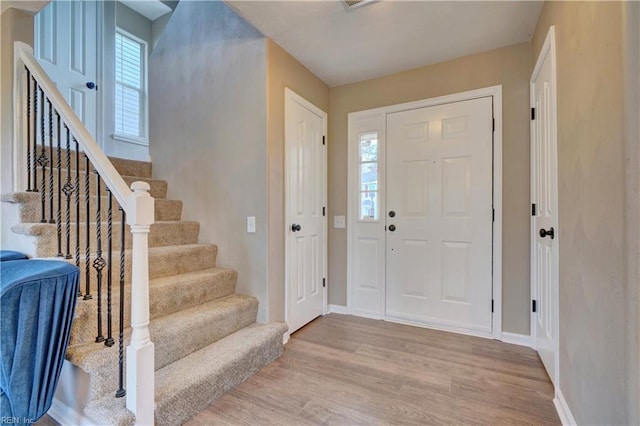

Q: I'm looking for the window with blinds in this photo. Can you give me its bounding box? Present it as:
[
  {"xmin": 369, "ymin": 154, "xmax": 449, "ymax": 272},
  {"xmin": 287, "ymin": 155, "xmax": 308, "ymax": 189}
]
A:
[{"xmin": 115, "ymin": 30, "xmax": 146, "ymax": 139}]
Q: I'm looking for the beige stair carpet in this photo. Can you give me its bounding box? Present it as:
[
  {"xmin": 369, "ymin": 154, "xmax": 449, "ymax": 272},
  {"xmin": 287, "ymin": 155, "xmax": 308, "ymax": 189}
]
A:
[{"xmin": 1, "ymin": 152, "xmax": 286, "ymax": 424}]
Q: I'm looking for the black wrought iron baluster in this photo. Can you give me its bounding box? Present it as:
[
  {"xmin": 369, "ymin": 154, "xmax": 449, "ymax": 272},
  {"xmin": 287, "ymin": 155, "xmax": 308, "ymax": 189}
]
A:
[
  {"xmin": 48, "ymin": 98, "xmax": 54, "ymax": 224},
  {"xmin": 56, "ymin": 112, "xmax": 62, "ymax": 256},
  {"xmin": 83, "ymin": 154, "xmax": 92, "ymax": 300},
  {"xmin": 75, "ymin": 138, "xmax": 81, "ymax": 297},
  {"xmin": 94, "ymin": 172, "xmax": 105, "ymax": 343},
  {"xmin": 116, "ymin": 206, "xmax": 126, "ymax": 398},
  {"xmin": 105, "ymin": 190, "xmax": 114, "ymax": 347},
  {"xmin": 37, "ymin": 88, "xmax": 47, "ymax": 222},
  {"xmin": 63, "ymin": 125, "xmax": 73, "ymax": 259},
  {"xmin": 25, "ymin": 68, "xmax": 33, "ymax": 192},
  {"xmin": 31, "ymin": 77, "xmax": 38, "ymax": 193}
]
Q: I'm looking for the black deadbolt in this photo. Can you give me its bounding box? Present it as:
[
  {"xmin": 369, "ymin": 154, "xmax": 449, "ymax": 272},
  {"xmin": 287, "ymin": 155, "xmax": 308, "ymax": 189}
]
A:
[{"xmin": 389, "ymin": 210, "xmax": 396, "ymax": 218}]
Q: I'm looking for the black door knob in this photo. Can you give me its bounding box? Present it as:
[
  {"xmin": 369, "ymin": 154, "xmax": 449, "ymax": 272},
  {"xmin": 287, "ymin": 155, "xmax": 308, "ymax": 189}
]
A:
[
  {"xmin": 388, "ymin": 224, "xmax": 396, "ymax": 232},
  {"xmin": 539, "ymin": 227, "xmax": 555, "ymax": 239},
  {"xmin": 389, "ymin": 210, "xmax": 396, "ymax": 218},
  {"xmin": 291, "ymin": 224, "xmax": 302, "ymax": 232},
  {"xmin": 86, "ymin": 82, "xmax": 97, "ymax": 90}
]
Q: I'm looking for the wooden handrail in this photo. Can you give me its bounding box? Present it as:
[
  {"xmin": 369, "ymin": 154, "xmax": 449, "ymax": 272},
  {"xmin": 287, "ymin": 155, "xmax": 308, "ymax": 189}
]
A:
[{"xmin": 14, "ymin": 41, "xmax": 132, "ymax": 209}]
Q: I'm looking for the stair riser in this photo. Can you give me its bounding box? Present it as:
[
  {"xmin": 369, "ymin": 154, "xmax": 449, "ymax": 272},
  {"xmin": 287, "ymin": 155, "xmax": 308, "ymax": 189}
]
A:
[
  {"xmin": 63, "ymin": 245, "xmax": 218, "ymax": 301},
  {"xmin": 154, "ymin": 325, "xmax": 286, "ymax": 426},
  {"xmin": 73, "ymin": 295, "xmax": 258, "ymax": 401},
  {"xmin": 10, "ymin": 193, "xmax": 182, "ymax": 223},
  {"xmin": 69, "ymin": 269, "xmax": 237, "ymax": 345},
  {"xmin": 33, "ymin": 146, "xmax": 152, "ymax": 178},
  {"xmin": 13, "ymin": 221, "xmax": 199, "ymax": 257},
  {"xmin": 152, "ymin": 297, "xmax": 259, "ymax": 370},
  {"xmin": 30, "ymin": 168, "xmax": 167, "ymax": 199}
]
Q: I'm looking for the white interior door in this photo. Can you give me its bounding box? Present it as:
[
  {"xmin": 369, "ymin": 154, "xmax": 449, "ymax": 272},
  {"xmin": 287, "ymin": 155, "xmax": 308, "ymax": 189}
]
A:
[
  {"xmin": 531, "ymin": 27, "xmax": 559, "ymax": 386},
  {"xmin": 285, "ymin": 89, "xmax": 326, "ymax": 334},
  {"xmin": 35, "ymin": 0, "xmax": 99, "ymax": 139},
  {"xmin": 385, "ymin": 97, "xmax": 494, "ymax": 333}
]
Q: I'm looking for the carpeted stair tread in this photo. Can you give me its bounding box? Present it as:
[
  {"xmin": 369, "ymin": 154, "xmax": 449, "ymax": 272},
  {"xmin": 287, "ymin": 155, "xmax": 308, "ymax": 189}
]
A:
[
  {"xmin": 69, "ymin": 267, "xmax": 238, "ymax": 346},
  {"xmin": 154, "ymin": 322, "xmax": 288, "ymax": 426},
  {"xmin": 58, "ymin": 243, "xmax": 218, "ymax": 286},
  {"xmin": 84, "ymin": 394, "xmax": 134, "ymax": 426},
  {"xmin": 149, "ymin": 267, "xmax": 237, "ymax": 316},
  {"xmin": 10, "ymin": 220, "xmax": 199, "ymax": 256},
  {"xmin": 37, "ymin": 146, "xmax": 152, "ymax": 178},
  {"xmin": 1, "ymin": 192, "xmax": 183, "ymax": 222},
  {"xmin": 26, "ymin": 168, "xmax": 168, "ymax": 199},
  {"xmin": 150, "ymin": 294, "xmax": 259, "ymax": 370},
  {"xmin": 66, "ymin": 294, "xmax": 262, "ymax": 400}
]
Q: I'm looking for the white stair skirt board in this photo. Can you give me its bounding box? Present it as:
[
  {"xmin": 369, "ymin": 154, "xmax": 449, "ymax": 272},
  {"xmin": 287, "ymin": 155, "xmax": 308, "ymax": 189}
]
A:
[
  {"xmin": 328, "ymin": 304, "xmax": 348, "ymax": 314},
  {"xmin": 48, "ymin": 398, "xmax": 92, "ymax": 426},
  {"xmin": 553, "ymin": 388, "xmax": 577, "ymax": 426},
  {"xmin": 500, "ymin": 332, "xmax": 533, "ymax": 348}
]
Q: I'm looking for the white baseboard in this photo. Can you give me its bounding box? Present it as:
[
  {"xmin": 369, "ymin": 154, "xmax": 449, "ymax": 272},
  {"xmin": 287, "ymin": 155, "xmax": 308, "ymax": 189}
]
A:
[
  {"xmin": 327, "ymin": 304, "xmax": 347, "ymax": 314},
  {"xmin": 501, "ymin": 332, "xmax": 532, "ymax": 347},
  {"xmin": 48, "ymin": 397, "xmax": 92, "ymax": 426},
  {"xmin": 554, "ymin": 388, "xmax": 577, "ymax": 425}
]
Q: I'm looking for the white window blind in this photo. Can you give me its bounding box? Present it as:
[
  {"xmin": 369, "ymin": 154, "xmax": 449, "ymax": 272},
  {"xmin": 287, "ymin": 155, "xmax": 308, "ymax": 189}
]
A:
[{"xmin": 115, "ymin": 31, "xmax": 145, "ymax": 138}]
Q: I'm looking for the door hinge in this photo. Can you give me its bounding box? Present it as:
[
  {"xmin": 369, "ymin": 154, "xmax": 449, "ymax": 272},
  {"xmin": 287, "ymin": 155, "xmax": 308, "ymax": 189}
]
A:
[
  {"xmin": 531, "ymin": 107, "xmax": 536, "ymax": 120},
  {"xmin": 532, "ymin": 299, "xmax": 537, "ymax": 313},
  {"xmin": 491, "ymin": 299, "xmax": 494, "ymax": 313},
  {"xmin": 531, "ymin": 203, "xmax": 537, "ymax": 216},
  {"xmin": 492, "ymin": 118, "xmax": 495, "ymax": 132},
  {"xmin": 322, "ymin": 135, "xmax": 326, "ymax": 146},
  {"xmin": 323, "ymin": 278, "xmax": 326, "ymax": 288},
  {"xmin": 323, "ymin": 206, "xmax": 326, "ymax": 217},
  {"xmin": 492, "ymin": 208, "xmax": 495, "ymax": 222}
]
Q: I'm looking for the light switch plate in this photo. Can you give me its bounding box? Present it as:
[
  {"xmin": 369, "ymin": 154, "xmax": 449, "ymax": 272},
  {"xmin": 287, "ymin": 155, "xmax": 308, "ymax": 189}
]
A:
[
  {"xmin": 334, "ymin": 215, "xmax": 346, "ymax": 229},
  {"xmin": 247, "ymin": 216, "xmax": 256, "ymax": 233}
]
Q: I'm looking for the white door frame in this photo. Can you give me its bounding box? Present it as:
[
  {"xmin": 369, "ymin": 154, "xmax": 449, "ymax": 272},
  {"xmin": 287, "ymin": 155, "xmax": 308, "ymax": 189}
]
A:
[
  {"xmin": 530, "ymin": 26, "xmax": 560, "ymax": 388},
  {"xmin": 284, "ymin": 88, "xmax": 328, "ymax": 335},
  {"xmin": 347, "ymin": 85, "xmax": 503, "ymax": 340}
]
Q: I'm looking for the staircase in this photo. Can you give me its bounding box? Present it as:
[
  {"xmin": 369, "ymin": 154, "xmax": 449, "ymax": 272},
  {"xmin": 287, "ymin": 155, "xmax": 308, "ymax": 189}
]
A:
[{"xmin": 1, "ymin": 154, "xmax": 287, "ymax": 425}]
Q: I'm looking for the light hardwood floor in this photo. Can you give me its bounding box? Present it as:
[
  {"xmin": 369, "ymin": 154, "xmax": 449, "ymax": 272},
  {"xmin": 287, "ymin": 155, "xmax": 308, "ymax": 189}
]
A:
[{"xmin": 186, "ymin": 314, "xmax": 561, "ymax": 425}]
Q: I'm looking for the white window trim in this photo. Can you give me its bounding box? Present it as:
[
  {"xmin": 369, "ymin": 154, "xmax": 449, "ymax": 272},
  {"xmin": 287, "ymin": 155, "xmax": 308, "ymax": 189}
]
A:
[{"xmin": 114, "ymin": 28, "xmax": 148, "ymax": 144}]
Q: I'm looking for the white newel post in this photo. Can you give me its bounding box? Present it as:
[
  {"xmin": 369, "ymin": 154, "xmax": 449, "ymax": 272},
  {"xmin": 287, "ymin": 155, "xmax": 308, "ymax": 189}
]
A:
[{"xmin": 126, "ymin": 181, "xmax": 155, "ymax": 425}]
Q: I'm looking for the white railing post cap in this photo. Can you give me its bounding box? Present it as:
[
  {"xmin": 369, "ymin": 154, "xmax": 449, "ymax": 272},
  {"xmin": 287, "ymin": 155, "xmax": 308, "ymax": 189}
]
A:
[{"xmin": 127, "ymin": 181, "xmax": 154, "ymax": 227}]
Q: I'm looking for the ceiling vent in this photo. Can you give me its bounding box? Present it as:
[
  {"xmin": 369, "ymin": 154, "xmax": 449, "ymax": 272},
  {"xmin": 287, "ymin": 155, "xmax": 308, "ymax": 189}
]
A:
[{"xmin": 341, "ymin": 0, "xmax": 377, "ymax": 11}]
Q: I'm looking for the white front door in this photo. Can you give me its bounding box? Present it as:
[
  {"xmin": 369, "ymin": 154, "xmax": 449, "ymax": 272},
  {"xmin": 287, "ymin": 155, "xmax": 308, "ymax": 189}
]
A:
[
  {"xmin": 35, "ymin": 0, "xmax": 99, "ymax": 139},
  {"xmin": 385, "ymin": 97, "xmax": 494, "ymax": 333},
  {"xmin": 285, "ymin": 89, "xmax": 326, "ymax": 334},
  {"xmin": 531, "ymin": 27, "xmax": 559, "ymax": 386}
]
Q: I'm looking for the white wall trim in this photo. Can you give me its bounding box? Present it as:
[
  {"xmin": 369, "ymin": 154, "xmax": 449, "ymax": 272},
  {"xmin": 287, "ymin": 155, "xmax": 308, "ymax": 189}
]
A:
[
  {"xmin": 48, "ymin": 398, "xmax": 93, "ymax": 426},
  {"xmin": 346, "ymin": 85, "xmax": 503, "ymax": 340},
  {"xmin": 553, "ymin": 388, "xmax": 577, "ymax": 426},
  {"xmin": 501, "ymin": 332, "xmax": 532, "ymax": 348},
  {"xmin": 327, "ymin": 304, "xmax": 348, "ymax": 314},
  {"xmin": 283, "ymin": 332, "xmax": 290, "ymax": 345}
]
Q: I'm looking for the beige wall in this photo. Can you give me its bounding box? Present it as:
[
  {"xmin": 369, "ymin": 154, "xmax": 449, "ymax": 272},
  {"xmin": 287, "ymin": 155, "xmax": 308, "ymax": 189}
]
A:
[
  {"xmin": 533, "ymin": 1, "xmax": 637, "ymax": 423},
  {"xmin": 1, "ymin": 8, "xmax": 34, "ymax": 194},
  {"xmin": 266, "ymin": 39, "xmax": 330, "ymax": 322},
  {"xmin": 149, "ymin": 1, "xmax": 269, "ymax": 320},
  {"xmin": 328, "ymin": 42, "xmax": 532, "ymax": 334}
]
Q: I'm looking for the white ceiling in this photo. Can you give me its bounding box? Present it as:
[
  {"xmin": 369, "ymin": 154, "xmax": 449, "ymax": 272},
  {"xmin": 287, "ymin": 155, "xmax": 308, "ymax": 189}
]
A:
[
  {"xmin": 119, "ymin": 0, "xmax": 172, "ymax": 21},
  {"xmin": 226, "ymin": 0, "xmax": 543, "ymax": 87}
]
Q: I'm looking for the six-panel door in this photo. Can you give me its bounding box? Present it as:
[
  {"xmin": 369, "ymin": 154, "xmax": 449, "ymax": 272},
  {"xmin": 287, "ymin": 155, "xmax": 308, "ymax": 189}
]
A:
[{"xmin": 385, "ymin": 97, "xmax": 494, "ymax": 332}]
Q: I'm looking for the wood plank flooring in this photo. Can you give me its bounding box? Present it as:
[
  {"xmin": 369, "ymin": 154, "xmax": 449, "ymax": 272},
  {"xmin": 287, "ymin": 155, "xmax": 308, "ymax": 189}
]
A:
[{"xmin": 187, "ymin": 314, "xmax": 560, "ymax": 425}]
